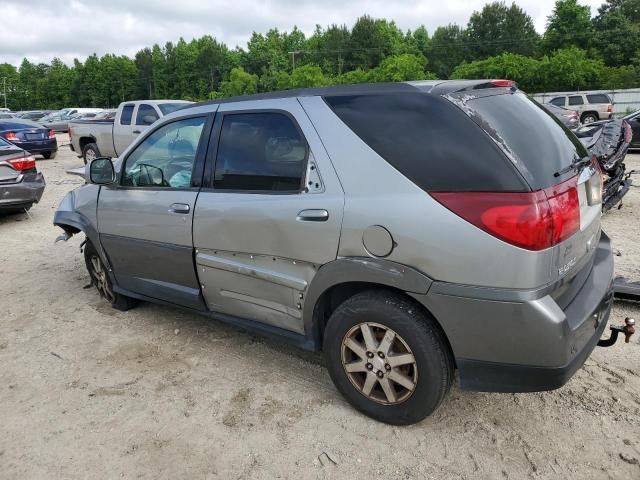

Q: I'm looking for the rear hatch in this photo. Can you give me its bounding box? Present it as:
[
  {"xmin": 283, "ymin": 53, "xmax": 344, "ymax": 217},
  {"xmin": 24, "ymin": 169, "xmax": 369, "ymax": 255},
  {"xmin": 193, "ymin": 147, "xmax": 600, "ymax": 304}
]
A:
[{"xmin": 443, "ymin": 88, "xmax": 602, "ymax": 301}]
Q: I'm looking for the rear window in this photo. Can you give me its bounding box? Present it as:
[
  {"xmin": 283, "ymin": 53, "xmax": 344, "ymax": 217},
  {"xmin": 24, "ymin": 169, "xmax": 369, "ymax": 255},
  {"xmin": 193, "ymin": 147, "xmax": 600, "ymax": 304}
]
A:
[
  {"xmin": 324, "ymin": 92, "xmax": 527, "ymax": 192},
  {"xmin": 568, "ymin": 96, "xmax": 584, "ymax": 106},
  {"xmin": 452, "ymin": 91, "xmax": 589, "ymax": 189},
  {"xmin": 159, "ymin": 103, "xmax": 191, "ymax": 115},
  {"xmin": 586, "ymin": 94, "xmax": 611, "ymax": 104}
]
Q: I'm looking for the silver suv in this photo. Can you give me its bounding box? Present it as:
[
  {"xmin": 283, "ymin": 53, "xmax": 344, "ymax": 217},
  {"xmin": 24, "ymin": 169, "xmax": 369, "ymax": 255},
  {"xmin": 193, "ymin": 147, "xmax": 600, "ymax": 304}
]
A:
[
  {"xmin": 548, "ymin": 92, "xmax": 613, "ymax": 124},
  {"xmin": 55, "ymin": 80, "xmax": 614, "ymax": 425}
]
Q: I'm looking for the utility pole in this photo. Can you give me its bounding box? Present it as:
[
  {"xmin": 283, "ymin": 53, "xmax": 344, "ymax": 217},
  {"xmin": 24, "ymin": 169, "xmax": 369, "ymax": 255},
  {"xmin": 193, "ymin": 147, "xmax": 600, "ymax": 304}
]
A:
[
  {"xmin": 1, "ymin": 77, "xmax": 6, "ymax": 109},
  {"xmin": 288, "ymin": 51, "xmax": 300, "ymax": 73}
]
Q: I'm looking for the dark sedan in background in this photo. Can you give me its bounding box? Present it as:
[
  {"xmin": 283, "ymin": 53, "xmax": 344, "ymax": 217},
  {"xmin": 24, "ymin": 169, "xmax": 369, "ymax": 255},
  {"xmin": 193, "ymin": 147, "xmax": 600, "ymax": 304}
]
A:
[
  {"xmin": 0, "ymin": 119, "xmax": 58, "ymax": 159},
  {"xmin": 623, "ymin": 110, "xmax": 640, "ymax": 149},
  {"xmin": 0, "ymin": 136, "xmax": 46, "ymax": 212}
]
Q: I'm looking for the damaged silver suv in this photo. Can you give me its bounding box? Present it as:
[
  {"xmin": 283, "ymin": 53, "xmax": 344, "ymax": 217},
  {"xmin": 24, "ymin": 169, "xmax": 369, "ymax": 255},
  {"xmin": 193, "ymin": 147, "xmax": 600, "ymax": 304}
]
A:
[{"xmin": 55, "ymin": 81, "xmax": 616, "ymax": 425}]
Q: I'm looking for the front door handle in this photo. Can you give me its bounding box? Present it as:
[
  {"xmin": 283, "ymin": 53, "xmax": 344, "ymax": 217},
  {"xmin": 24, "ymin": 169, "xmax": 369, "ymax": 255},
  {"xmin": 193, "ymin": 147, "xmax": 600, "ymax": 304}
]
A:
[
  {"xmin": 297, "ymin": 209, "xmax": 329, "ymax": 222},
  {"xmin": 132, "ymin": 130, "xmax": 141, "ymax": 134},
  {"xmin": 169, "ymin": 203, "xmax": 190, "ymax": 214}
]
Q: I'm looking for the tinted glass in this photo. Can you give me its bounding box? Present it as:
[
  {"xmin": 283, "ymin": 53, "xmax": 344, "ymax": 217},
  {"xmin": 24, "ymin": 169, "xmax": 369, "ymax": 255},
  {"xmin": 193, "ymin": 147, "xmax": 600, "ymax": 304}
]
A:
[
  {"xmin": 159, "ymin": 103, "xmax": 191, "ymax": 115},
  {"xmin": 623, "ymin": 110, "xmax": 640, "ymax": 120},
  {"xmin": 549, "ymin": 97, "xmax": 565, "ymax": 107},
  {"xmin": 214, "ymin": 112, "xmax": 308, "ymax": 192},
  {"xmin": 0, "ymin": 119, "xmax": 42, "ymax": 130},
  {"xmin": 460, "ymin": 91, "xmax": 589, "ymax": 189},
  {"xmin": 586, "ymin": 94, "xmax": 611, "ymax": 104},
  {"xmin": 325, "ymin": 92, "xmax": 527, "ymax": 192},
  {"xmin": 123, "ymin": 117, "xmax": 206, "ymax": 188},
  {"xmin": 136, "ymin": 104, "xmax": 159, "ymax": 125},
  {"xmin": 120, "ymin": 105, "xmax": 134, "ymax": 125},
  {"xmin": 568, "ymin": 96, "xmax": 584, "ymax": 106}
]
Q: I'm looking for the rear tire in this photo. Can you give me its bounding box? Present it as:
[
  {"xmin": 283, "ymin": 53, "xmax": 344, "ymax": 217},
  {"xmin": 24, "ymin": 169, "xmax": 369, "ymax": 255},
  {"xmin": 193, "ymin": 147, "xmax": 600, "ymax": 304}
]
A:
[
  {"xmin": 323, "ymin": 290, "xmax": 454, "ymax": 425},
  {"xmin": 83, "ymin": 143, "xmax": 100, "ymax": 165},
  {"xmin": 83, "ymin": 240, "xmax": 138, "ymax": 311},
  {"xmin": 42, "ymin": 151, "xmax": 56, "ymax": 159},
  {"xmin": 581, "ymin": 113, "xmax": 598, "ymax": 124}
]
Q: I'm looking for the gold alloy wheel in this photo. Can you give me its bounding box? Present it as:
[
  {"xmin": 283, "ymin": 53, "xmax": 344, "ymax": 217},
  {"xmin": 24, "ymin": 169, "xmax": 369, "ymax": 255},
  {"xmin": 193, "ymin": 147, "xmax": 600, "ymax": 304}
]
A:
[
  {"xmin": 89, "ymin": 255, "xmax": 116, "ymax": 303},
  {"xmin": 341, "ymin": 322, "xmax": 418, "ymax": 405}
]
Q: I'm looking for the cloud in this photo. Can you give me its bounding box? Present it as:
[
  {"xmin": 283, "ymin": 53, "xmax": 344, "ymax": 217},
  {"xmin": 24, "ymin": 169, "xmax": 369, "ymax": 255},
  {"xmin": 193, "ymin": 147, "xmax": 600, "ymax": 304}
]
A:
[{"xmin": 0, "ymin": 0, "xmax": 605, "ymax": 66}]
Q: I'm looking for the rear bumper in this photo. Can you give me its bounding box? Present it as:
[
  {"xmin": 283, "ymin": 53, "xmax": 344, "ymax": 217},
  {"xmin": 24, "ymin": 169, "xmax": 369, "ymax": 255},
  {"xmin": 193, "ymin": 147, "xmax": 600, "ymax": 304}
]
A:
[
  {"xmin": 15, "ymin": 139, "xmax": 57, "ymax": 154},
  {"xmin": 0, "ymin": 172, "xmax": 46, "ymax": 208},
  {"xmin": 416, "ymin": 233, "xmax": 614, "ymax": 392}
]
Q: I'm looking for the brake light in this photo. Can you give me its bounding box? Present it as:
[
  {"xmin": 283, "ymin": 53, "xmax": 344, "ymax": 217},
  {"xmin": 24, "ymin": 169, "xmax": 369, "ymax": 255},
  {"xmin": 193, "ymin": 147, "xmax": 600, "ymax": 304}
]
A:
[
  {"xmin": 3, "ymin": 132, "xmax": 18, "ymax": 141},
  {"xmin": 623, "ymin": 121, "xmax": 632, "ymax": 143},
  {"xmin": 607, "ymin": 105, "xmax": 613, "ymax": 113},
  {"xmin": 490, "ymin": 80, "xmax": 516, "ymax": 88},
  {"xmin": 48, "ymin": 129, "xmax": 55, "ymax": 139},
  {"xmin": 8, "ymin": 155, "xmax": 36, "ymax": 171},
  {"xmin": 68, "ymin": 127, "xmax": 72, "ymax": 141},
  {"xmin": 431, "ymin": 176, "xmax": 580, "ymax": 251}
]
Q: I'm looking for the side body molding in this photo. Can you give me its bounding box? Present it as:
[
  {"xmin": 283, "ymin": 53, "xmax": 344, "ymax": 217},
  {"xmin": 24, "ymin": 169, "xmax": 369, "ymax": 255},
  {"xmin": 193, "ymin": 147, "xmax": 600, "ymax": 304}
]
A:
[{"xmin": 303, "ymin": 257, "xmax": 433, "ymax": 340}]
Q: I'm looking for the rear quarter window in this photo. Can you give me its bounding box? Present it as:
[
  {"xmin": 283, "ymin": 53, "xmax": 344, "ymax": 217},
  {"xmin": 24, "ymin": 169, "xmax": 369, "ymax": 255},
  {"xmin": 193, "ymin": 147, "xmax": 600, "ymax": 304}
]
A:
[
  {"xmin": 586, "ymin": 94, "xmax": 611, "ymax": 104},
  {"xmin": 323, "ymin": 92, "xmax": 527, "ymax": 192}
]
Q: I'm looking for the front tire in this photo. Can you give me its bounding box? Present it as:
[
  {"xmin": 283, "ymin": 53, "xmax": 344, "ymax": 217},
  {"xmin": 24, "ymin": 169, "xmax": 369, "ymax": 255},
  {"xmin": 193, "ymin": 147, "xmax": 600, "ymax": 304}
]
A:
[
  {"xmin": 82, "ymin": 143, "xmax": 100, "ymax": 165},
  {"xmin": 84, "ymin": 240, "xmax": 137, "ymax": 311},
  {"xmin": 323, "ymin": 291, "xmax": 454, "ymax": 425}
]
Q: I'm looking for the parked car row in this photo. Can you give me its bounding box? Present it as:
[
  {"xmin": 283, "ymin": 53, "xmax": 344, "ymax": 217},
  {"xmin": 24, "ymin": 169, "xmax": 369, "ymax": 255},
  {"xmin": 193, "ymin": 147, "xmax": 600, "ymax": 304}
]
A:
[{"xmin": 0, "ymin": 135, "xmax": 45, "ymax": 212}]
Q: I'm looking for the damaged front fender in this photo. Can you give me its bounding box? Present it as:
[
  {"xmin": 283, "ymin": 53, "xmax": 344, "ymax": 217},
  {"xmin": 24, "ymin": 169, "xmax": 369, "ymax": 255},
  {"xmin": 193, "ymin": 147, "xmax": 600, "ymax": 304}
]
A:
[{"xmin": 53, "ymin": 184, "xmax": 101, "ymax": 245}]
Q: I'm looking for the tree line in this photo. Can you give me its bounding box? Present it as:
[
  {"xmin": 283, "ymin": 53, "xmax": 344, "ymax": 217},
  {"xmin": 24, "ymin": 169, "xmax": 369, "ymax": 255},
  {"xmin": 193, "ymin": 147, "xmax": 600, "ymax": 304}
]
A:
[{"xmin": 0, "ymin": 0, "xmax": 639, "ymax": 110}]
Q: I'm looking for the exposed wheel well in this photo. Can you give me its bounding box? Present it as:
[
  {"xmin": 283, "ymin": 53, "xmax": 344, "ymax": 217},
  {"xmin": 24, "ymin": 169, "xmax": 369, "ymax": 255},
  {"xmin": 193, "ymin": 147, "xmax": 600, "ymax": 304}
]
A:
[
  {"xmin": 79, "ymin": 137, "xmax": 96, "ymax": 152},
  {"xmin": 312, "ymin": 281, "xmax": 454, "ymax": 359}
]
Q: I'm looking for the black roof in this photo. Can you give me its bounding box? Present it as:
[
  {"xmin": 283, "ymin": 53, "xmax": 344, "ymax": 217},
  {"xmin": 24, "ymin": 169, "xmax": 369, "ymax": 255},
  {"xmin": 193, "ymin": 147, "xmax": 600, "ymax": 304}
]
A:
[{"xmin": 189, "ymin": 79, "xmax": 502, "ymax": 109}]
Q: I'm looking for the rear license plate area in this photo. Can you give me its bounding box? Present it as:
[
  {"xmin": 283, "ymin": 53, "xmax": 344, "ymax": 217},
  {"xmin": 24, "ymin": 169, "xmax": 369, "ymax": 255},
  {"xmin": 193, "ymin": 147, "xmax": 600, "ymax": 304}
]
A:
[{"xmin": 26, "ymin": 133, "xmax": 43, "ymax": 141}]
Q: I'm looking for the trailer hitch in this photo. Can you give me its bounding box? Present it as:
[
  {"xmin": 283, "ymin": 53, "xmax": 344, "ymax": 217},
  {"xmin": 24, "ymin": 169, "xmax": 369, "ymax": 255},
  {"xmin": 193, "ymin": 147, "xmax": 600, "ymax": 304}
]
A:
[{"xmin": 598, "ymin": 318, "xmax": 635, "ymax": 347}]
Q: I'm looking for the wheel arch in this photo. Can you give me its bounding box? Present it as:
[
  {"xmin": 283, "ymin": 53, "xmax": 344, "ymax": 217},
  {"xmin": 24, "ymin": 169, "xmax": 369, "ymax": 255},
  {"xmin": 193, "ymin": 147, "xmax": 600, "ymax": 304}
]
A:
[
  {"xmin": 79, "ymin": 136, "xmax": 98, "ymax": 153},
  {"xmin": 304, "ymin": 258, "xmax": 453, "ymax": 351}
]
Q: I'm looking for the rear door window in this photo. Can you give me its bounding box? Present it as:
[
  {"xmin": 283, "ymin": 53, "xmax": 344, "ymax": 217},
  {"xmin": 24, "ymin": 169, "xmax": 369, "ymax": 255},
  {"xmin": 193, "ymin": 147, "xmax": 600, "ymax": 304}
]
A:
[
  {"xmin": 136, "ymin": 104, "xmax": 159, "ymax": 125},
  {"xmin": 568, "ymin": 96, "xmax": 584, "ymax": 106},
  {"xmin": 549, "ymin": 97, "xmax": 565, "ymax": 107},
  {"xmin": 120, "ymin": 104, "xmax": 134, "ymax": 125},
  {"xmin": 450, "ymin": 90, "xmax": 589, "ymax": 189},
  {"xmin": 586, "ymin": 94, "xmax": 611, "ymax": 104},
  {"xmin": 213, "ymin": 112, "xmax": 308, "ymax": 192}
]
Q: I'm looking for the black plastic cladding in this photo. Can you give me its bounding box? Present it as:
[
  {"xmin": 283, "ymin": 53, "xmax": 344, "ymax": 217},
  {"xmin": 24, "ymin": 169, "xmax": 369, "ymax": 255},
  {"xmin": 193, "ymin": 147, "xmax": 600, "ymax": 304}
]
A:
[{"xmin": 323, "ymin": 92, "xmax": 529, "ymax": 193}]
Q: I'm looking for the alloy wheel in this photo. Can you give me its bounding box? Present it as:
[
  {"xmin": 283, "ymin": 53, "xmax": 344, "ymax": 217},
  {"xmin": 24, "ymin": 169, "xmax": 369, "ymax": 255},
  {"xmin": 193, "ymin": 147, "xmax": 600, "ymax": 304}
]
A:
[
  {"xmin": 341, "ymin": 322, "xmax": 418, "ymax": 405},
  {"xmin": 89, "ymin": 255, "xmax": 116, "ymax": 303}
]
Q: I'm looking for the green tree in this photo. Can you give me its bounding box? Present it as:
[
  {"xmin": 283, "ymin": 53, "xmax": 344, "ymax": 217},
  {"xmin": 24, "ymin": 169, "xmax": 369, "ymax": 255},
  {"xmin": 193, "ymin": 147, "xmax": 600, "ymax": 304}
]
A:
[
  {"xmin": 593, "ymin": 0, "xmax": 640, "ymax": 67},
  {"xmin": 371, "ymin": 54, "xmax": 436, "ymax": 82},
  {"xmin": 213, "ymin": 67, "xmax": 258, "ymax": 98},
  {"xmin": 541, "ymin": 0, "xmax": 594, "ymax": 53},
  {"xmin": 428, "ymin": 24, "xmax": 468, "ymax": 78},
  {"xmin": 466, "ymin": 2, "xmax": 539, "ymax": 59},
  {"xmin": 451, "ymin": 53, "xmax": 542, "ymax": 91},
  {"xmin": 347, "ymin": 15, "xmax": 404, "ymax": 69}
]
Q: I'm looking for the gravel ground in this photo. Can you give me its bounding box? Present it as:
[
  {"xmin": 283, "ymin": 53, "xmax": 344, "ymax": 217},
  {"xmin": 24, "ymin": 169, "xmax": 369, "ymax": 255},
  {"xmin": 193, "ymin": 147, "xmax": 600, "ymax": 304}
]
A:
[{"xmin": 1, "ymin": 136, "xmax": 639, "ymax": 479}]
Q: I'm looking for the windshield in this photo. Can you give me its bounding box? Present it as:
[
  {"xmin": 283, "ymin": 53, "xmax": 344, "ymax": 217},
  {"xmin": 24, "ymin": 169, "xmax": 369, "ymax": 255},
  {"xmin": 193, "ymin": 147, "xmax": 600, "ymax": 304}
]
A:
[
  {"xmin": 447, "ymin": 90, "xmax": 589, "ymax": 189},
  {"xmin": 623, "ymin": 110, "xmax": 639, "ymax": 120},
  {"xmin": 158, "ymin": 103, "xmax": 191, "ymax": 115}
]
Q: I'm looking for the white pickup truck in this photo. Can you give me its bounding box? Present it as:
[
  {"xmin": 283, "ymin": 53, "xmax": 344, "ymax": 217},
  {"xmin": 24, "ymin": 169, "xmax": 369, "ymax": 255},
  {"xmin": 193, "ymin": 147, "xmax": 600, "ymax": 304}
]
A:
[{"xmin": 68, "ymin": 100, "xmax": 192, "ymax": 163}]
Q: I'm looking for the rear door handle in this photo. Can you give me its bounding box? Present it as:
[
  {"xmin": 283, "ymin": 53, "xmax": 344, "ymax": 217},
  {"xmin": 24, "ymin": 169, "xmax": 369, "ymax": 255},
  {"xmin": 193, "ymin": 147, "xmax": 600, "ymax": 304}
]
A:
[
  {"xmin": 297, "ymin": 209, "xmax": 329, "ymax": 222},
  {"xmin": 132, "ymin": 130, "xmax": 141, "ymax": 134},
  {"xmin": 169, "ymin": 203, "xmax": 190, "ymax": 214}
]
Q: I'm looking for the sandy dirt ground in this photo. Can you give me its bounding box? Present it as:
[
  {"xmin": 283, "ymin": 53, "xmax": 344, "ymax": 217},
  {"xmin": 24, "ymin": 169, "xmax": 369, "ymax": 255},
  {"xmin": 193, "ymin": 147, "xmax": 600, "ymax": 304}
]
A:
[{"xmin": 1, "ymin": 136, "xmax": 639, "ymax": 480}]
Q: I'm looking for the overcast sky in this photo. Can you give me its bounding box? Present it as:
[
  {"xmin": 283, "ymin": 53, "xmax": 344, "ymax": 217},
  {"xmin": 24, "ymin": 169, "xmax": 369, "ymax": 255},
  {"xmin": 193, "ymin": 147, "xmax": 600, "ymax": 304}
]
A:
[{"xmin": 1, "ymin": 0, "xmax": 605, "ymax": 66}]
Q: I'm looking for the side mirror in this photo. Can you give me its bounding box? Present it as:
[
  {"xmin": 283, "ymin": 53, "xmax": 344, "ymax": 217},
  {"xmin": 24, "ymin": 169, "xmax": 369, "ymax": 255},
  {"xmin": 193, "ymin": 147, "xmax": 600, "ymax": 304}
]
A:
[
  {"xmin": 143, "ymin": 115, "xmax": 158, "ymax": 125},
  {"xmin": 88, "ymin": 157, "xmax": 115, "ymax": 185}
]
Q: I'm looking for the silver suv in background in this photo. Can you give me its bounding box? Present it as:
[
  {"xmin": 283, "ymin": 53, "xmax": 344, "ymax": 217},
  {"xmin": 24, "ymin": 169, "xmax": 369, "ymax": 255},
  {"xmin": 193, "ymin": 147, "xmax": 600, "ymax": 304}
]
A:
[
  {"xmin": 54, "ymin": 80, "xmax": 615, "ymax": 425},
  {"xmin": 548, "ymin": 93, "xmax": 613, "ymax": 124}
]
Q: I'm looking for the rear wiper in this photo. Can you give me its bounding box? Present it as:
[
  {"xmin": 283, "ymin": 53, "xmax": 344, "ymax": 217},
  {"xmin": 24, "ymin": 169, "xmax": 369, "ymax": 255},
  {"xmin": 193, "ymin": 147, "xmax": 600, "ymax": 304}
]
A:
[{"xmin": 553, "ymin": 156, "xmax": 592, "ymax": 178}]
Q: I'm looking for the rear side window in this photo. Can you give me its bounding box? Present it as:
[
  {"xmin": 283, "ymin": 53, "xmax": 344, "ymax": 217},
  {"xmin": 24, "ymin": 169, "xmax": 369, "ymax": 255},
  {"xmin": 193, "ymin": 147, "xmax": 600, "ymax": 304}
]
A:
[
  {"xmin": 136, "ymin": 104, "xmax": 159, "ymax": 125},
  {"xmin": 214, "ymin": 112, "xmax": 308, "ymax": 192},
  {"xmin": 120, "ymin": 105, "xmax": 134, "ymax": 125},
  {"xmin": 586, "ymin": 94, "xmax": 611, "ymax": 104},
  {"xmin": 549, "ymin": 97, "xmax": 565, "ymax": 107},
  {"xmin": 454, "ymin": 91, "xmax": 589, "ymax": 189},
  {"xmin": 568, "ymin": 96, "xmax": 584, "ymax": 106},
  {"xmin": 324, "ymin": 92, "xmax": 527, "ymax": 192}
]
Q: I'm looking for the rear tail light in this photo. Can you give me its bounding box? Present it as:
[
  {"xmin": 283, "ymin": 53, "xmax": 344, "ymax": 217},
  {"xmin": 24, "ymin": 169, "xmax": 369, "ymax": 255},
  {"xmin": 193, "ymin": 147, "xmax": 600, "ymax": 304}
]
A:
[
  {"xmin": 3, "ymin": 132, "xmax": 18, "ymax": 141},
  {"xmin": 490, "ymin": 80, "xmax": 516, "ymax": 88},
  {"xmin": 8, "ymin": 155, "xmax": 36, "ymax": 171},
  {"xmin": 623, "ymin": 121, "xmax": 632, "ymax": 143},
  {"xmin": 607, "ymin": 105, "xmax": 613, "ymax": 113},
  {"xmin": 68, "ymin": 127, "xmax": 72, "ymax": 140},
  {"xmin": 431, "ymin": 176, "xmax": 580, "ymax": 251},
  {"xmin": 48, "ymin": 129, "xmax": 55, "ymax": 139}
]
